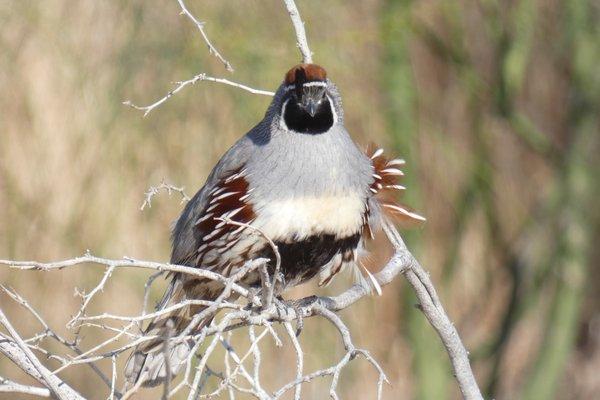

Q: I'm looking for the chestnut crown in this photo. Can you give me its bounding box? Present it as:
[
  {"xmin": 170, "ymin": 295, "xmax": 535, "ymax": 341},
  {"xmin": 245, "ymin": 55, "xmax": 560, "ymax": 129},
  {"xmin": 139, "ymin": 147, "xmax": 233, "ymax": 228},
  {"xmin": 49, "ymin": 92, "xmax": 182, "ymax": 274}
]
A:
[{"xmin": 284, "ymin": 64, "xmax": 327, "ymax": 85}]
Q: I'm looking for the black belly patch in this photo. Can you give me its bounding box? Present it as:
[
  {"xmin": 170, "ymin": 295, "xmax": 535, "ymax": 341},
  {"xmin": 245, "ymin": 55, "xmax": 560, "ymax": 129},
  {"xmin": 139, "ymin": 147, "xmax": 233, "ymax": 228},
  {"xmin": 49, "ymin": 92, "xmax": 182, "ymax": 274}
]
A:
[{"xmin": 256, "ymin": 233, "xmax": 361, "ymax": 286}]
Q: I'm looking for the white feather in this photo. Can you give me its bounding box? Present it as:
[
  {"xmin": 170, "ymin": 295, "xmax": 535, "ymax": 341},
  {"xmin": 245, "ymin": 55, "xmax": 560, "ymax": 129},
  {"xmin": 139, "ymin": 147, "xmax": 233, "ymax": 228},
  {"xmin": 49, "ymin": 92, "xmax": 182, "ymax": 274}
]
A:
[
  {"xmin": 387, "ymin": 158, "xmax": 406, "ymax": 166},
  {"xmin": 370, "ymin": 148, "xmax": 384, "ymax": 159},
  {"xmin": 362, "ymin": 264, "xmax": 382, "ymax": 296},
  {"xmin": 381, "ymin": 168, "xmax": 404, "ymax": 176},
  {"xmin": 385, "ymin": 184, "xmax": 406, "ymax": 190},
  {"xmin": 383, "ymin": 204, "xmax": 426, "ymax": 221}
]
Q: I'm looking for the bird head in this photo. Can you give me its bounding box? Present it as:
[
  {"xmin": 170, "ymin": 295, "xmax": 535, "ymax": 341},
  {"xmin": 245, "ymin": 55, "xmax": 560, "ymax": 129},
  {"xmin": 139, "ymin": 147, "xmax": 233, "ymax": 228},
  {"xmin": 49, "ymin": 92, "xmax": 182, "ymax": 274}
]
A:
[{"xmin": 277, "ymin": 64, "xmax": 339, "ymax": 134}]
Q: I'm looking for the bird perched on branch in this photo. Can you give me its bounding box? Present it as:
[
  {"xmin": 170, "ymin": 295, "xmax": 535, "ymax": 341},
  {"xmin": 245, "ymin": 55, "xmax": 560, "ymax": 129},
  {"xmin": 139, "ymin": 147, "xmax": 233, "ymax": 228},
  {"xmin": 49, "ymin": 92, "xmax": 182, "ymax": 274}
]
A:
[{"xmin": 124, "ymin": 63, "xmax": 424, "ymax": 388}]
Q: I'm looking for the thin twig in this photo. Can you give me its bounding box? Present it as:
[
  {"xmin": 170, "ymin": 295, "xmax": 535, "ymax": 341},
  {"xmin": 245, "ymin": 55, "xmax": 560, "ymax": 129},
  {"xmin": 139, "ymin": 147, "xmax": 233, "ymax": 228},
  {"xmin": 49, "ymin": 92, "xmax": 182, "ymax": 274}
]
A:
[
  {"xmin": 284, "ymin": 322, "xmax": 303, "ymax": 400},
  {"xmin": 124, "ymin": 74, "xmax": 274, "ymax": 117},
  {"xmin": 140, "ymin": 180, "xmax": 191, "ymax": 210},
  {"xmin": 177, "ymin": 0, "xmax": 234, "ymax": 72},
  {"xmin": 0, "ymin": 252, "xmax": 253, "ymax": 300},
  {"xmin": 282, "ymin": 0, "xmax": 313, "ymax": 63},
  {"xmin": 69, "ymin": 265, "xmax": 116, "ymax": 328},
  {"xmin": 108, "ymin": 356, "xmax": 117, "ymax": 400}
]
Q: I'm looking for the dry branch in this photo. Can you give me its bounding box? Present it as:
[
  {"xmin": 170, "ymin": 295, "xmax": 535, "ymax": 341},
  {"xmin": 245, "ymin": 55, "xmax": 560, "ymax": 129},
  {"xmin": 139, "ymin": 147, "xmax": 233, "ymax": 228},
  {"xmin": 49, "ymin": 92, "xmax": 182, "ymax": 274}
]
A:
[
  {"xmin": 0, "ymin": 332, "xmax": 84, "ymax": 400},
  {"xmin": 141, "ymin": 180, "xmax": 191, "ymax": 210},
  {"xmin": 177, "ymin": 0, "xmax": 234, "ymax": 72},
  {"xmin": 0, "ymin": 377, "xmax": 50, "ymax": 397},
  {"xmin": 0, "ymin": 221, "xmax": 482, "ymax": 399},
  {"xmin": 124, "ymin": 0, "xmax": 315, "ymax": 116},
  {"xmin": 283, "ymin": 0, "xmax": 313, "ymax": 63},
  {"xmin": 123, "ymin": 73, "xmax": 274, "ymax": 117}
]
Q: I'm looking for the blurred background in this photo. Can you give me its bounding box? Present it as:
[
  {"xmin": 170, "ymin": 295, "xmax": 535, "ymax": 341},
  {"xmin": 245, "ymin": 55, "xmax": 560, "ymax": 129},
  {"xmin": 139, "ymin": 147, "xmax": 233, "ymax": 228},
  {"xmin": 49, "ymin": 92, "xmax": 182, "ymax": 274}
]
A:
[{"xmin": 1, "ymin": 0, "xmax": 598, "ymax": 399}]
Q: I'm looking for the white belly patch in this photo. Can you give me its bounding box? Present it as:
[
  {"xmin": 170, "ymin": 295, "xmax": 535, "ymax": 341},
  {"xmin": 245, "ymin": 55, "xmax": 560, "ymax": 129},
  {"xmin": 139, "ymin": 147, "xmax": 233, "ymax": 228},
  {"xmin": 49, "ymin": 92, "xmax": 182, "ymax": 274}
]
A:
[{"xmin": 252, "ymin": 194, "xmax": 365, "ymax": 241}]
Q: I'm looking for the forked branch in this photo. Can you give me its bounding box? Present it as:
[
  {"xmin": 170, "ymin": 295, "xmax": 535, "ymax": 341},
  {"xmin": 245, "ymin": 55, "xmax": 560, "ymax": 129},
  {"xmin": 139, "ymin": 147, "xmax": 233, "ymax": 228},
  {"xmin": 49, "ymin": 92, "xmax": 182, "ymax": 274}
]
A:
[{"xmin": 0, "ymin": 221, "xmax": 482, "ymax": 399}]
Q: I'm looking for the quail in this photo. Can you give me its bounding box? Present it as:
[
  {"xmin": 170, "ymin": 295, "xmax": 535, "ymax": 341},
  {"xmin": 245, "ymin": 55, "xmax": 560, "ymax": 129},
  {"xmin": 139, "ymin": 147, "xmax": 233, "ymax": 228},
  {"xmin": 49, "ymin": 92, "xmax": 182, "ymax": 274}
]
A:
[{"xmin": 124, "ymin": 63, "xmax": 424, "ymax": 388}]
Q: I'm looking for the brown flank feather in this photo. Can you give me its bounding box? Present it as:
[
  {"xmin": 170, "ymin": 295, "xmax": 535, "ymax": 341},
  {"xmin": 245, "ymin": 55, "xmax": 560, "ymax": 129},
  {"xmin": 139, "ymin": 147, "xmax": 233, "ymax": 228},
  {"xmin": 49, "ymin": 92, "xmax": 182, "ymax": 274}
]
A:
[{"xmin": 365, "ymin": 143, "xmax": 426, "ymax": 227}]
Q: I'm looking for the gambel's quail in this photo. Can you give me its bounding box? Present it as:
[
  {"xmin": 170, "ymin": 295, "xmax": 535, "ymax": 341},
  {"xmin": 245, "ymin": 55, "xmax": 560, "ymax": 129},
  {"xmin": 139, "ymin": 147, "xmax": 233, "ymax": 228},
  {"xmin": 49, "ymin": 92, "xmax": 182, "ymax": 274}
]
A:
[{"xmin": 124, "ymin": 63, "xmax": 424, "ymax": 388}]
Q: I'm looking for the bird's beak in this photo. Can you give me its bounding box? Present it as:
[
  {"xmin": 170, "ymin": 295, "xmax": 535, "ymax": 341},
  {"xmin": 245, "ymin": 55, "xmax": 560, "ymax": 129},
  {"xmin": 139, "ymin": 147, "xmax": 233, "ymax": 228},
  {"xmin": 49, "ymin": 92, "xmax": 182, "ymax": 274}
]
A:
[
  {"xmin": 305, "ymin": 99, "xmax": 318, "ymax": 117},
  {"xmin": 298, "ymin": 85, "xmax": 325, "ymax": 117}
]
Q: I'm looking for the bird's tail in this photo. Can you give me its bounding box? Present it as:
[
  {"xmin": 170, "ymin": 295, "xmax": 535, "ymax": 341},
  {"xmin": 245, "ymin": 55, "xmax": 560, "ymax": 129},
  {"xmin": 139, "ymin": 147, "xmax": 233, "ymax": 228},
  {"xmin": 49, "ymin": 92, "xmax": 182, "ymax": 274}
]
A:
[{"xmin": 123, "ymin": 276, "xmax": 213, "ymax": 390}]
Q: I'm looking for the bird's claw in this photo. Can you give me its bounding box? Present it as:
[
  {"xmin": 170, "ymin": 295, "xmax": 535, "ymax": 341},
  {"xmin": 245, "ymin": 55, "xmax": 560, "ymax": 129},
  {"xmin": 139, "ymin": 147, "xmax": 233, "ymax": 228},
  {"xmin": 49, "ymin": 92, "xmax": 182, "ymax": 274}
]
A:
[
  {"xmin": 273, "ymin": 295, "xmax": 321, "ymax": 336},
  {"xmin": 272, "ymin": 297, "xmax": 294, "ymax": 319}
]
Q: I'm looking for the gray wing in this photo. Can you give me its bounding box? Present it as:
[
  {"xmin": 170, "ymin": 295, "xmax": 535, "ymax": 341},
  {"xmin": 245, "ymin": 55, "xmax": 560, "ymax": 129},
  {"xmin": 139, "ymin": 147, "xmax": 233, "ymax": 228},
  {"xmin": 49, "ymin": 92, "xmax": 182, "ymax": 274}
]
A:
[{"xmin": 170, "ymin": 131, "xmax": 258, "ymax": 267}]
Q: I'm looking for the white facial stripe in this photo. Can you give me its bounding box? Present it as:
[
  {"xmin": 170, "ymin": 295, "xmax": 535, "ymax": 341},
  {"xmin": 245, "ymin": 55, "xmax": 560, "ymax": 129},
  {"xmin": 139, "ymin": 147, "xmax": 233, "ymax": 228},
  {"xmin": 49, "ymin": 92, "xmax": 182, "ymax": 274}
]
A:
[
  {"xmin": 327, "ymin": 95, "xmax": 338, "ymax": 124},
  {"xmin": 304, "ymin": 81, "xmax": 327, "ymax": 87},
  {"xmin": 283, "ymin": 81, "xmax": 327, "ymax": 91},
  {"xmin": 280, "ymin": 99, "xmax": 290, "ymax": 130}
]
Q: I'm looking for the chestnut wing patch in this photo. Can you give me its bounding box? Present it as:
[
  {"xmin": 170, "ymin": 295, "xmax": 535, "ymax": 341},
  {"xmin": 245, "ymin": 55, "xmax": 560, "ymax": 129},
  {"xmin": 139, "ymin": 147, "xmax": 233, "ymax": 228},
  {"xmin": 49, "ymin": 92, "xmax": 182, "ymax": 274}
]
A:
[{"xmin": 193, "ymin": 167, "xmax": 256, "ymax": 271}]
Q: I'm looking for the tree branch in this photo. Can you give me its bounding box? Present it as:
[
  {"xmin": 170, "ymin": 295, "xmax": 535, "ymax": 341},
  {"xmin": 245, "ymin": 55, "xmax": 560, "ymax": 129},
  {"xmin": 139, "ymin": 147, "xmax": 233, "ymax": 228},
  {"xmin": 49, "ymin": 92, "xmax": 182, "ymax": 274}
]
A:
[
  {"xmin": 282, "ymin": 0, "xmax": 313, "ymax": 63},
  {"xmin": 0, "ymin": 377, "xmax": 50, "ymax": 397},
  {"xmin": 0, "ymin": 334, "xmax": 84, "ymax": 400},
  {"xmin": 0, "ymin": 219, "xmax": 483, "ymax": 399},
  {"xmin": 140, "ymin": 180, "xmax": 191, "ymax": 210},
  {"xmin": 123, "ymin": 73, "xmax": 274, "ymax": 117},
  {"xmin": 0, "ymin": 310, "xmax": 72, "ymax": 400},
  {"xmin": 177, "ymin": 0, "xmax": 233, "ymax": 72}
]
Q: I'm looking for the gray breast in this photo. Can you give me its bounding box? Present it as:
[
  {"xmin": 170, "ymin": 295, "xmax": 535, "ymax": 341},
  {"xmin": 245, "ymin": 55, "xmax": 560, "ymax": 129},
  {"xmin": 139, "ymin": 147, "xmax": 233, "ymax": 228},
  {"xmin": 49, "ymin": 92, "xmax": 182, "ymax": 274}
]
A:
[{"xmin": 245, "ymin": 125, "xmax": 373, "ymax": 200}]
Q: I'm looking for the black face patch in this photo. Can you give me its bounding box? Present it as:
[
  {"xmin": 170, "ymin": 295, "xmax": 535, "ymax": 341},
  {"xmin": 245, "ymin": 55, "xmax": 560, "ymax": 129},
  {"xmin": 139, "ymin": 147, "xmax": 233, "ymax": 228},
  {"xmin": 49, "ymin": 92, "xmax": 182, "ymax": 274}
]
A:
[{"xmin": 283, "ymin": 96, "xmax": 334, "ymax": 134}]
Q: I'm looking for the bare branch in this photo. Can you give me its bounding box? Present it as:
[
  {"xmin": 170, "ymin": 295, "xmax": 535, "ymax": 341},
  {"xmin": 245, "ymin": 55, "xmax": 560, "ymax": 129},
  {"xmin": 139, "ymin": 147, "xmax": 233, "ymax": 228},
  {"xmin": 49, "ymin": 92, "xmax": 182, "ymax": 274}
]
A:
[
  {"xmin": 282, "ymin": 0, "xmax": 313, "ymax": 63},
  {"xmin": 69, "ymin": 265, "xmax": 116, "ymax": 328},
  {"xmin": 0, "ymin": 377, "xmax": 50, "ymax": 397},
  {"xmin": 177, "ymin": 0, "xmax": 234, "ymax": 72},
  {"xmin": 0, "ymin": 221, "xmax": 482, "ymax": 399},
  {"xmin": 0, "ymin": 332, "xmax": 84, "ymax": 400},
  {"xmin": 123, "ymin": 74, "xmax": 274, "ymax": 117},
  {"xmin": 1, "ymin": 286, "xmax": 114, "ymax": 390},
  {"xmin": 109, "ymin": 356, "xmax": 117, "ymax": 400},
  {"xmin": 284, "ymin": 322, "xmax": 303, "ymax": 400},
  {"xmin": 0, "ymin": 309, "xmax": 71, "ymax": 400},
  {"xmin": 381, "ymin": 221, "xmax": 483, "ymax": 400},
  {"xmin": 0, "ymin": 252, "xmax": 253, "ymax": 300},
  {"xmin": 140, "ymin": 180, "xmax": 191, "ymax": 210}
]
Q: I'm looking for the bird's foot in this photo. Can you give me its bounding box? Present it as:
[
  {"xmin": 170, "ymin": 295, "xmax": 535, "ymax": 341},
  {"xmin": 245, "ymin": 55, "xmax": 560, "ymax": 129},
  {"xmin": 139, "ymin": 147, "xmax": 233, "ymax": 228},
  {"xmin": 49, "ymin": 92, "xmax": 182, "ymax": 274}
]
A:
[
  {"xmin": 272, "ymin": 296, "xmax": 295, "ymax": 319},
  {"xmin": 245, "ymin": 287, "xmax": 261, "ymax": 309},
  {"xmin": 273, "ymin": 295, "xmax": 321, "ymax": 336},
  {"xmin": 293, "ymin": 295, "xmax": 320, "ymax": 308}
]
